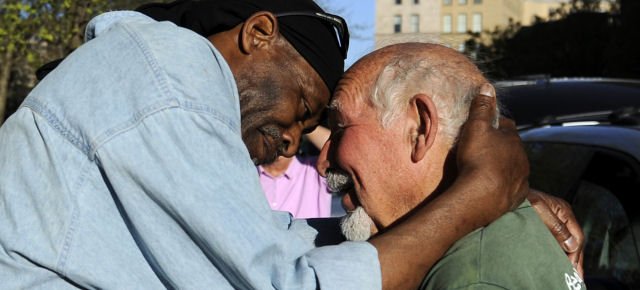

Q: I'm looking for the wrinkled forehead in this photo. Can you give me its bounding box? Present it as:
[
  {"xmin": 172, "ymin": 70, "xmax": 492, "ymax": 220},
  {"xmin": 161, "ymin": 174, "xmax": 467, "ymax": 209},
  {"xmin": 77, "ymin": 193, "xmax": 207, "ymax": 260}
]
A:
[
  {"xmin": 328, "ymin": 83, "xmax": 362, "ymax": 117},
  {"xmin": 326, "ymin": 87, "xmax": 376, "ymax": 128},
  {"xmin": 330, "ymin": 65, "xmax": 377, "ymax": 109}
]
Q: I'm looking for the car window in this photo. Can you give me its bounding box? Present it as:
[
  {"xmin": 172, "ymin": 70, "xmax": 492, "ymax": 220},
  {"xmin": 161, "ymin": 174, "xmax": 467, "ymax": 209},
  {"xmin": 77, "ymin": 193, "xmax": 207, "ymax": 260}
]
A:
[
  {"xmin": 525, "ymin": 142, "xmax": 640, "ymax": 289},
  {"xmin": 525, "ymin": 142, "xmax": 593, "ymax": 198}
]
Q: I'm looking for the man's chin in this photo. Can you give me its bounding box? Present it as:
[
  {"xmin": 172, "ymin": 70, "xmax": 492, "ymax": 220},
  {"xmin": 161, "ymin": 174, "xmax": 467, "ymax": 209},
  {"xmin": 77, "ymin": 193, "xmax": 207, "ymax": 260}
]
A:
[
  {"xmin": 247, "ymin": 140, "xmax": 278, "ymax": 166},
  {"xmin": 243, "ymin": 128, "xmax": 280, "ymax": 166},
  {"xmin": 340, "ymin": 206, "xmax": 374, "ymax": 241},
  {"xmin": 252, "ymin": 153, "xmax": 278, "ymax": 166}
]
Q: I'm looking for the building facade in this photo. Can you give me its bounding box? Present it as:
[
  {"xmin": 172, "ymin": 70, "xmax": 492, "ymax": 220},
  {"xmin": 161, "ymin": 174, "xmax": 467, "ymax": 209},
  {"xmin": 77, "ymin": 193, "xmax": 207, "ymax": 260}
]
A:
[
  {"xmin": 375, "ymin": 0, "xmax": 442, "ymax": 48},
  {"xmin": 375, "ymin": 0, "xmax": 569, "ymax": 50}
]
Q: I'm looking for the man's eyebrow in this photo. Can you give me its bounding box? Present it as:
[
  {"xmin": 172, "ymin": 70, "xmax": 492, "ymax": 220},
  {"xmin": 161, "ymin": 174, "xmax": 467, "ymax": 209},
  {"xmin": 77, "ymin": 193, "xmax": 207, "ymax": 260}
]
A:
[{"xmin": 328, "ymin": 99, "xmax": 342, "ymax": 112}]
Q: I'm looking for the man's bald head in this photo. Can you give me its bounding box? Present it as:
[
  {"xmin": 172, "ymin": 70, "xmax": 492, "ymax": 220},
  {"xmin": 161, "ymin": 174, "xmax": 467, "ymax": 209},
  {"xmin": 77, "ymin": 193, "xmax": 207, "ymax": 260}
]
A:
[
  {"xmin": 324, "ymin": 43, "xmax": 498, "ymax": 240},
  {"xmin": 337, "ymin": 42, "xmax": 494, "ymax": 144}
]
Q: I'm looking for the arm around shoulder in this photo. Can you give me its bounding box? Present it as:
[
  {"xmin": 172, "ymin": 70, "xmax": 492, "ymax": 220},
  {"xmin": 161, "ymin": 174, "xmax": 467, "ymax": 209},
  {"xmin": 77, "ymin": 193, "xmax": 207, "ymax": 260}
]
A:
[{"xmin": 369, "ymin": 86, "xmax": 530, "ymax": 290}]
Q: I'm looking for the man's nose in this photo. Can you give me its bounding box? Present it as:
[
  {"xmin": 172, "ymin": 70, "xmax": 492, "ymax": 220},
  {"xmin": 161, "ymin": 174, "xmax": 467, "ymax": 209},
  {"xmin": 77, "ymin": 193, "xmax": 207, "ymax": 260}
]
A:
[
  {"xmin": 316, "ymin": 139, "xmax": 331, "ymax": 177},
  {"xmin": 280, "ymin": 126, "xmax": 302, "ymax": 158}
]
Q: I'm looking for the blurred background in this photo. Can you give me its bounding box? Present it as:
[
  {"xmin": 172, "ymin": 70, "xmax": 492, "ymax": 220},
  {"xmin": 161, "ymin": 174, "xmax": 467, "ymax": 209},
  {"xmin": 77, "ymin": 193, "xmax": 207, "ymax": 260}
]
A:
[
  {"xmin": 1, "ymin": 0, "xmax": 638, "ymax": 124},
  {"xmin": 2, "ymin": 1, "xmax": 640, "ymax": 289},
  {"xmin": 375, "ymin": 0, "xmax": 639, "ymax": 80}
]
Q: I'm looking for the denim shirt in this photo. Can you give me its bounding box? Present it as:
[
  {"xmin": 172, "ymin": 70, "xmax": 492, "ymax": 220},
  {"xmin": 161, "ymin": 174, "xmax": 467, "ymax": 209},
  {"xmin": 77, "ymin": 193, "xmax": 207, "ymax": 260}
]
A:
[{"xmin": 0, "ymin": 12, "xmax": 380, "ymax": 289}]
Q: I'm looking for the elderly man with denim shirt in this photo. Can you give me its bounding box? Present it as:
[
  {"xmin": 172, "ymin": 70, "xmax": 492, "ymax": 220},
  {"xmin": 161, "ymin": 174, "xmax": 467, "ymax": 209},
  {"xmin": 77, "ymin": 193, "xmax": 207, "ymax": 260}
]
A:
[{"xmin": 0, "ymin": 0, "xmax": 581, "ymax": 289}]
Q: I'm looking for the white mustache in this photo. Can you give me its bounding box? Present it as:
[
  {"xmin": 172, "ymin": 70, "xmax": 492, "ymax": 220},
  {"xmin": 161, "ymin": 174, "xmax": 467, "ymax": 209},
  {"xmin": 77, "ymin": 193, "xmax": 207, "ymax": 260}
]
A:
[{"xmin": 326, "ymin": 169, "xmax": 353, "ymax": 194}]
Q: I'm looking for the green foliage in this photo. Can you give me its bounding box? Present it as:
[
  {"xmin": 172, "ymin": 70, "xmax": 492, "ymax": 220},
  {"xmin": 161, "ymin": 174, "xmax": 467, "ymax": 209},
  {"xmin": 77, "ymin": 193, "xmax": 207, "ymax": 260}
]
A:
[
  {"xmin": 0, "ymin": 0, "xmax": 167, "ymax": 66},
  {"xmin": 1, "ymin": 1, "xmax": 38, "ymax": 57},
  {"xmin": 1, "ymin": 0, "xmax": 164, "ymax": 123}
]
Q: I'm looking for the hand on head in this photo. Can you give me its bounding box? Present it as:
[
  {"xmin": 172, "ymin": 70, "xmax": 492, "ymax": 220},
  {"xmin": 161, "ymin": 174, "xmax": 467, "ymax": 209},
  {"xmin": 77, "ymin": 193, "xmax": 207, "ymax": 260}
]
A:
[{"xmin": 456, "ymin": 83, "xmax": 530, "ymax": 214}]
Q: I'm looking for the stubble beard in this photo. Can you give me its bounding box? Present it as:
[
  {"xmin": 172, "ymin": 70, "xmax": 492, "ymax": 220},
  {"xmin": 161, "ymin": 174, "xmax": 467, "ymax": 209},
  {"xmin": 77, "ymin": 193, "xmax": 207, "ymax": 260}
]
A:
[
  {"xmin": 257, "ymin": 125, "xmax": 286, "ymax": 165},
  {"xmin": 237, "ymin": 76, "xmax": 283, "ymax": 165},
  {"xmin": 326, "ymin": 169, "xmax": 374, "ymax": 241}
]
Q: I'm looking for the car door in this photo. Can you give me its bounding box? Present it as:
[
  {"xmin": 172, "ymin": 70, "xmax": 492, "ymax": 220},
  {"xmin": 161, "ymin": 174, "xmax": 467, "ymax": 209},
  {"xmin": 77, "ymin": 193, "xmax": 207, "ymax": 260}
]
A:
[{"xmin": 524, "ymin": 140, "xmax": 640, "ymax": 290}]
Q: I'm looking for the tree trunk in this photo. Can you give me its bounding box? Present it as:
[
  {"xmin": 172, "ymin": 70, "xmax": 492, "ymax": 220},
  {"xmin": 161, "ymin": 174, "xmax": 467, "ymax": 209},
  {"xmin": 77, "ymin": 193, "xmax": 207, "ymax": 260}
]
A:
[{"xmin": 0, "ymin": 49, "xmax": 12, "ymax": 125}]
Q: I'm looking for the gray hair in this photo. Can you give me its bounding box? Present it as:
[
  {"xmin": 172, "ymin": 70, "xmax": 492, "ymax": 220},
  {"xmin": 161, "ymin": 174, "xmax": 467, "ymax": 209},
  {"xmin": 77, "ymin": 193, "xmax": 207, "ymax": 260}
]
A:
[{"xmin": 368, "ymin": 54, "xmax": 498, "ymax": 144}]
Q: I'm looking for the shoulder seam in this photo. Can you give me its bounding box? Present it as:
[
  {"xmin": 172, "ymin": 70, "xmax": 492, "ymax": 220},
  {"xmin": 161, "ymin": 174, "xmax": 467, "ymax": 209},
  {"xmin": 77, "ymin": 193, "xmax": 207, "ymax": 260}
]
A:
[
  {"xmin": 21, "ymin": 99, "xmax": 91, "ymax": 156},
  {"xmin": 119, "ymin": 21, "xmax": 174, "ymax": 103},
  {"xmin": 89, "ymin": 101, "xmax": 240, "ymax": 158}
]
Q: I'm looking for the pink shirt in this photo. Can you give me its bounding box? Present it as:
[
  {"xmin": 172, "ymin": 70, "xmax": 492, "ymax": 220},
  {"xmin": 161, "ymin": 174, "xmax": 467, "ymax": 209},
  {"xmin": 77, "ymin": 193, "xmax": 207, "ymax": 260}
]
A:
[{"xmin": 257, "ymin": 156, "xmax": 332, "ymax": 218}]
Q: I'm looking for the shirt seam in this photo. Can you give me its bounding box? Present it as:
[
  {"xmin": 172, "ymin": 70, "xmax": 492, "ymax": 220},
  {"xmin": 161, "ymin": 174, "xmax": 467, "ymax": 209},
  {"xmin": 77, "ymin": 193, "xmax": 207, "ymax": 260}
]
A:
[
  {"xmin": 21, "ymin": 99, "xmax": 92, "ymax": 156},
  {"xmin": 19, "ymin": 19, "xmax": 240, "ymax": 277},
  {"xmin": 89, "ymin": 19, "xmax": 240, "ymax": 156},
  {"xmin": 119, "ymin": 20, "xmax": 173, "ymax": 107},
  {"xmin": 17, "ymin": 16, "xmax": 241, "ymax": 280},
  {"xmin": 10, "ymin": 106, "xmax": 96, "ymax": 277},
  {"xmin": 40, "ymin": 100, "xmax": 239, "ymax": 277},
  {"xmin": 92, "ymin": 100, "xmax": 240, "ymax": 158},
  {"xmin": 115, "ymin": 17, "xmax": 240, "ymax": 133},
  {"xmin": 56, "ymin": 161, "xmax": 95, "ymax": 276}
]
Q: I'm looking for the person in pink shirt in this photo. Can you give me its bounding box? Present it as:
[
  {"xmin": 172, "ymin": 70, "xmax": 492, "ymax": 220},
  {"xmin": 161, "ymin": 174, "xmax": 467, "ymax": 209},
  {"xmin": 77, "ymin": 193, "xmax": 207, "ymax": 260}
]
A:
[{"xmin": 257, "ymin": 126, "xmax": 332, "ymax": 218}]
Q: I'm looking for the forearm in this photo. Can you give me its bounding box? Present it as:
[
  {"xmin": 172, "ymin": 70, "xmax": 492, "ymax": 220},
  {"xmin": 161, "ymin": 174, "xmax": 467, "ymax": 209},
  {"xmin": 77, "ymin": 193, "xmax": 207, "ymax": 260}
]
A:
[
  {"xmin": 369, "ymin": 172, "xmax": 521, "ymax": 289},
  {"xmin": 305, "ymin": 125, "xmax": 331, "ymax": 150}
]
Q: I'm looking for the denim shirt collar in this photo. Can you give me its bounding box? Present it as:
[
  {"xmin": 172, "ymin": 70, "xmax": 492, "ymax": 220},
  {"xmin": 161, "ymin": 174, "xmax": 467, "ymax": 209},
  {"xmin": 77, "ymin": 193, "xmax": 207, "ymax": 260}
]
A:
[{"xmin": 85, "ymin": 11, "xmax": 154, "ymax": 41}]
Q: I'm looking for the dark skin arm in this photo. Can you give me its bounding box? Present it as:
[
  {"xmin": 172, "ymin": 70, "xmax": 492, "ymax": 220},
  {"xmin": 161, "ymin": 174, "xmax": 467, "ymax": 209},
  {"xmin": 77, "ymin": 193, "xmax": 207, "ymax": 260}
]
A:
[
  {"xmin": 529, "ymin": 188, "xmax": 585, "ymax": 276},
  {"xmin": 368, "ymin": 84, "xmax": 531, "ymax": 289}
]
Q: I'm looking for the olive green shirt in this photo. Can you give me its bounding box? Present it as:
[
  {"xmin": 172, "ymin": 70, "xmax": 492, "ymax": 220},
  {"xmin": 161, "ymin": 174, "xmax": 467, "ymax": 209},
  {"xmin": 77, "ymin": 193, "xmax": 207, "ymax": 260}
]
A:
[{"xmin": 420, "ymin": 201, "xmax": 586, "ymax": 290}]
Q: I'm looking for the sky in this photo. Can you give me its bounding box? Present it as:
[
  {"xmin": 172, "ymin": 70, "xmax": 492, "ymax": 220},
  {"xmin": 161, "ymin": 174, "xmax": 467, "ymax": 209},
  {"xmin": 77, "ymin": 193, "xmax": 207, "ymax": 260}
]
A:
[{"xmin": 321, "ymin": 0, "xmax": 376, "ymax": 68}]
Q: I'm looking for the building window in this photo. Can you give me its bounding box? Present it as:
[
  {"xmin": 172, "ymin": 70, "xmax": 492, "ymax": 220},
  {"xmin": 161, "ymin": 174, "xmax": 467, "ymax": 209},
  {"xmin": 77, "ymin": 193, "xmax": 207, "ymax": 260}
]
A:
[
  {"xmin": 414, "ymin": 0, "xmax": 420, "ymax": 4},
  {"xmin": 474, "ymin": 0, "xmax": 482, "ymax": 3},
  {"xmin": 457, "ymin": 13, "xmax": 467, "ymax": 33},
  {"xmin": 443, "ymin": 0, "xmax": 452, "ymax": 5},
  {"xmin": 443, "ymin": 15, "xmax": 452, "ymax": 33},
  {"xmin": 472, "ymin": 13, "xmax": 482, "ymax": 32},
  {"xmin": 394, "ymin": 15, "xmax": 402, "ymax": 33},
  {"xmin": 395, "ymin": 0, "xmax": 402, "ymax": 4},
  {"xmin": 458, "ymin": 0, "xmax": 467, "ymax": 5},
  {"xmin": 410, "ymin": 14, "xmax": 420, "ymax": 32}
]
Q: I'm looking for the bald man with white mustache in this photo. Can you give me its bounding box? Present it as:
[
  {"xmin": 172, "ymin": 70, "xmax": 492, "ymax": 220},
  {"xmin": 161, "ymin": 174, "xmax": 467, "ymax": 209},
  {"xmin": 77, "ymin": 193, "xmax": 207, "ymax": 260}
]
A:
[{"xmin": 319, "ymin": 43, "xmax": 586, "ymax": 290}]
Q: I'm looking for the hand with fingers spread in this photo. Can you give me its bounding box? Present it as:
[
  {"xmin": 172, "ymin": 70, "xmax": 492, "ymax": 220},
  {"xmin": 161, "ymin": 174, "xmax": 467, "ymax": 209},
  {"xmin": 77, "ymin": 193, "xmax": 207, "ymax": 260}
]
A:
[{"xmin": 529, "ymin": 189, "xmax": 585, "ymax": 277}]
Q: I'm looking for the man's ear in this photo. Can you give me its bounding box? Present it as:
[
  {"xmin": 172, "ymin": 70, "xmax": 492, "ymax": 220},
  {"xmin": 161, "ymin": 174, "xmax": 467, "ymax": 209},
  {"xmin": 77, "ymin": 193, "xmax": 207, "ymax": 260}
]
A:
[
  {"xmin": 239, "ymin": 12, "xmax": 279, "ymax": 54},
  {"xmin": 409, "ymin": 94, "xmax": 438, "ymax": 162}
]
